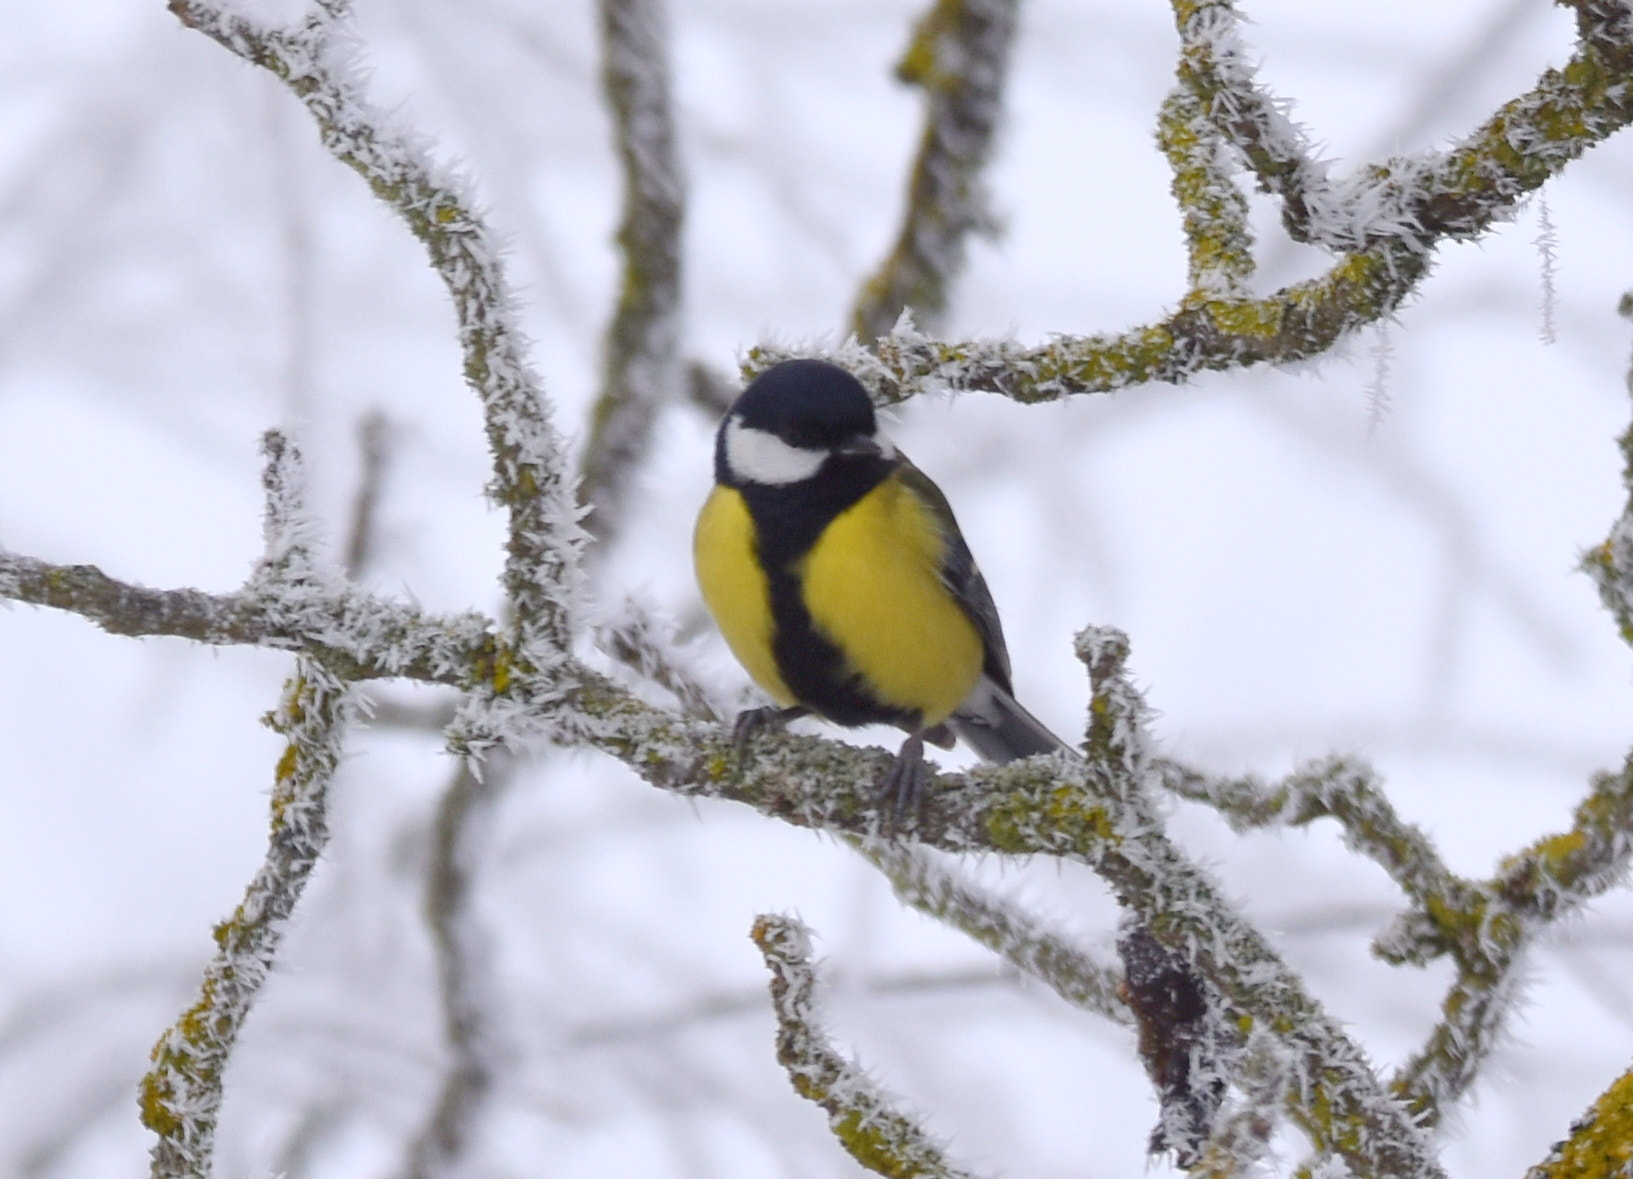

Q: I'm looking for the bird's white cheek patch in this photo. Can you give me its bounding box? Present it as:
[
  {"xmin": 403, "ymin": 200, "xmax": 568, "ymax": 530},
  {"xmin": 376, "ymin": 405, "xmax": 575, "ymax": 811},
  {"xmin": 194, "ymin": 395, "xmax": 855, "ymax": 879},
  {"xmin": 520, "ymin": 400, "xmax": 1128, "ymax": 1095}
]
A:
[{"xmin": 725, "ymin": 418, "xmax": 826, "ymax": 485}]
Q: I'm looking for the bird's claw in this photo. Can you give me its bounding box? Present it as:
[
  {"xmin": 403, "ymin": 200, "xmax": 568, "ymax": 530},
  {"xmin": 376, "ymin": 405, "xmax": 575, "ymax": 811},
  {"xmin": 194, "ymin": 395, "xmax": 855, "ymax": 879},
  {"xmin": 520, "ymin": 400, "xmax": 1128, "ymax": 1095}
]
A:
[
  {"xmin": 875, "ymin": 733, "xmax": 928, "ymax": 837},
  {"xmin": 730, "ymin": 705, "xmax": 807, "ymax": 753}
]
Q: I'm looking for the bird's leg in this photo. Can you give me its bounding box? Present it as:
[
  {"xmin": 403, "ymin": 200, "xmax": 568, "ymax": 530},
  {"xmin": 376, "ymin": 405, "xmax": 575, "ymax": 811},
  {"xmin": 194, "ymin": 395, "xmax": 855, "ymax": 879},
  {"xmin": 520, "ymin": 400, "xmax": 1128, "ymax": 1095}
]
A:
[
  {"xmin": 731, "ymin": 705, "xmax": 808, "ymax": 749},
  {"xmin": 877, "ymin": 732, "xmax": 928, "ymax": 836}
]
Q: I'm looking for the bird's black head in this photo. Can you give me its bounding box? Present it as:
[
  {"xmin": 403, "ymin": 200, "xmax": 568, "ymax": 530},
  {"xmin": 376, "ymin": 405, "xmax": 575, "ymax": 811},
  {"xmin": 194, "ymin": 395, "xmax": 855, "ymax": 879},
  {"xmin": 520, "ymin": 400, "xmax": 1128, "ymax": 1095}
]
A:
[
  {"xmin": 731, "ymin": 359, "xmax": 877, "ymax": 449},
  {"xmin": 716, "ymin": 359, "xmax": 890, "ymax": 489}
]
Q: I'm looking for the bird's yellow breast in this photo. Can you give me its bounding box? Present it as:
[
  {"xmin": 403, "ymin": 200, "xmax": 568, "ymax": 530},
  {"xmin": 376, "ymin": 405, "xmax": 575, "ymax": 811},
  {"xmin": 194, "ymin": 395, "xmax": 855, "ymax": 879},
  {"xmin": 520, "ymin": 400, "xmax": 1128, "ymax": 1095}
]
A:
[
  {"xmin": 800, "ymin": 476, "xmax": 983, "ymax": 727},
  {"xmin": 693, "ymin": 474, "xmax": 985, "ymax": 729},
  {"xmin": 693, "ymin": 485, "xmax": 797, "ymax": 706}
]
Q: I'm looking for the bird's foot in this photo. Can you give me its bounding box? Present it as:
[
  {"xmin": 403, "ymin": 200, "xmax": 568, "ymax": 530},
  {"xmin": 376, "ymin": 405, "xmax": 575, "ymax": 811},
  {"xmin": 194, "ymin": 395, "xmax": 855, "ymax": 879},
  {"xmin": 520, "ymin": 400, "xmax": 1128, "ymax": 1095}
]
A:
[
  {"xmin": 730, "ymin": 705, "xmax": 807, "ymax": 752},
  {"xmin": 875, "ymin": 733, "xmax": 928, "ymax": 837}
]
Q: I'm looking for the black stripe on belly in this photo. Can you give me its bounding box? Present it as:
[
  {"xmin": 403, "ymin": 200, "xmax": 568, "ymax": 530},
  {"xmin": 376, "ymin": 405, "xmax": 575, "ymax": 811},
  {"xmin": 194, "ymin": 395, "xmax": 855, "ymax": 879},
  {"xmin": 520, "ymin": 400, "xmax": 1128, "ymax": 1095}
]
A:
[
  {"xmin": 739, "ymin": 461, "xmax": 920, "ymax": 732},
  {"xmin": 763, "ymin": 562, "xmax": 920, "ymax": 731}
]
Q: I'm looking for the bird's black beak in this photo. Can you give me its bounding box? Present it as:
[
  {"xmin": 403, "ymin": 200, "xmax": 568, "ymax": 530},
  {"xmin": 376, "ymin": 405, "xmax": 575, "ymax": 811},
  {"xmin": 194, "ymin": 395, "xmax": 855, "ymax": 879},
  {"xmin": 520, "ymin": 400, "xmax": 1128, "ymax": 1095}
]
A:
[{"xmin": 835, "ymin": 434, "xmax": 884, "ymax": 460}]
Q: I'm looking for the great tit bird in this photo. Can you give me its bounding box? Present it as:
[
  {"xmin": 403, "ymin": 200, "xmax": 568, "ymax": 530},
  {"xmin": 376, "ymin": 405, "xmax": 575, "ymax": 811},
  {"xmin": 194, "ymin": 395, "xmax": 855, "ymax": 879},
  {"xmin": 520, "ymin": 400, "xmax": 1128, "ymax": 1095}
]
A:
[{"xmin": 693, "ymin": 357, "xmax": 1072, "ymax": 820}]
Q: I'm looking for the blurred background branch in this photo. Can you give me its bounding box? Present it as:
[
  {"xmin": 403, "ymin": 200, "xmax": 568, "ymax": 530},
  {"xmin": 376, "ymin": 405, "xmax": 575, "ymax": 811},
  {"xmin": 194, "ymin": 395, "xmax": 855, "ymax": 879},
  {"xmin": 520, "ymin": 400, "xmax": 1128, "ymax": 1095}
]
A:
[
  {"xmin": 399, "ymin": 754, "xmax": 517, "ymax": 1179},
  {"xmin": 849, "ymin": 0, "xmax": 1019, "ymax": 342},
  {"xmin": 579, "ymin": 0, "xmax": 686, "ymax": 547}
]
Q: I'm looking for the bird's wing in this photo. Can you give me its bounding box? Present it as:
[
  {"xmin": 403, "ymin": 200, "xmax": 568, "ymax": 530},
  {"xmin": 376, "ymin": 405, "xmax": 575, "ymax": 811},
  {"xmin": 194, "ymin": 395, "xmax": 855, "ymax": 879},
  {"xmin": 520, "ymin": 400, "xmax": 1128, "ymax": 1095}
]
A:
[
  {"xmin": 894, "ymin": 457, "xmax": 1014, "ymax": 696},
  {"xmin": 947, "ymin": 678, "xmax": 1074, "ymax": 762}
]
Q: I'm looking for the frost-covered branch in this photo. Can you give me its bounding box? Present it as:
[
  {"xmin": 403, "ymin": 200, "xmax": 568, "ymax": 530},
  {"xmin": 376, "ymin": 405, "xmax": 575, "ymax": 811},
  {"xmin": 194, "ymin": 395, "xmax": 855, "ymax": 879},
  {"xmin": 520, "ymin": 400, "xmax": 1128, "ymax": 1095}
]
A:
[
  {"xmin": 759, "ymin": 242, "xmax": 1435, "ymax": 402},
  {"xmin": 1172, "ymin": 0, "xmax": 1633, "ymax": 256},
  {"xmin": 1168, "ymin": 0, "xmax": 1335, "ymax": 248},
  {"xmin": 1157, "ymin": 755, "xmax": 1458, "ymax": 922},
  {"xmin": 850, "ymin": 0, "xmax": 1019, "ymax": 342},
  {"xmin": 577, "ymin": 645, "xmax": 1438, "ymax": 1173},
  {"xmin": 167, "ymin": 0, "xmax": 585, "ymax": 662},
  {"xmin": 854, "ymin": 839, "xmax": 1128, "ymax": 1022},
  {"xmin": 134, "ymin": 436, "xmax": 359, "ymax": 1178},
  {"xmin": 1157, "ymin": 81, "xmax": 1256, "ymax": 297},
  {"xmin": 0, "ymin": 432, "xmax": 496, "ymax": 686},
  {"xmin": 580, "ymin": 0, "xmax": 686, "ymax": 543},
  {"xmin": 1391, "ymin": 751, "xmax": 1633, "ymax": 1122},
  {"xmin": 0, "ymin": 549, "xmax": 498, "ymax": 687},
  {"xmin": 140, "ymin": 660, "xmax": 354, "ymax": 1178},
  {"xmin": 596, "ymin": 598, "xmax": 731, "ymax": 722},
  {"xmin": 1158, "ymin": 742, "xmax": 1633, "ymax": 1128},
  {"xmin": 1525, "ymin": 1061, "xmax": 1633, "ymax": 1179},
  {"xmin": 584, "ymin": 630, "xmax": 1441, "ymax": 1177},
  {"xmin": 761, "ymin": 0, "xmax": 1633, "ymax": 404},
  {"xmin": 750, "ymin": 914, "xmax": 986, "ymax": 1179},
  {"xmin": 1056, "ymin": 628, "xmax": 1441, "ymax": 1179}
]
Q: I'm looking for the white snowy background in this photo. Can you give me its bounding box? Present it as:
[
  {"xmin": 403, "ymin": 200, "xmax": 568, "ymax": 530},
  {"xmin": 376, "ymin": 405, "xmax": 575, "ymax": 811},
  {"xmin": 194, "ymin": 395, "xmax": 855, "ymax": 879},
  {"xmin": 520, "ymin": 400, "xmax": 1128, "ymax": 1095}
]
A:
[{"xmin": 2, "ymin": 0, "xmax": 1632, "ymax": 1176}]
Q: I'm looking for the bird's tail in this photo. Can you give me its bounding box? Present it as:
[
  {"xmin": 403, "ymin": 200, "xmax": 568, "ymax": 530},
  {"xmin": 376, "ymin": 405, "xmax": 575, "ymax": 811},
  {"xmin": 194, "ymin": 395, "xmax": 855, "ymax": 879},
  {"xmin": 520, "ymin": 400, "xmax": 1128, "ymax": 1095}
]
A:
[{"xmin": 948, "ymin": 676, "xmax": 1077, "ymax": 765}]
